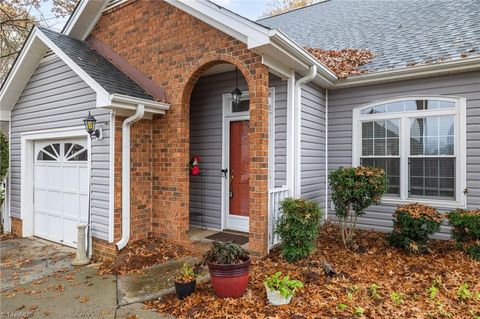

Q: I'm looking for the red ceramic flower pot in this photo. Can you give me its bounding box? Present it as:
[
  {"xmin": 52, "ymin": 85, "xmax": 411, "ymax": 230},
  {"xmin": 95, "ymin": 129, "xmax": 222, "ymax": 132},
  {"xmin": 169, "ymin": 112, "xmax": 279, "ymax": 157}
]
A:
[{"xmin": 207, "ymin": 257, "xmax": 251, "ymax": 298}]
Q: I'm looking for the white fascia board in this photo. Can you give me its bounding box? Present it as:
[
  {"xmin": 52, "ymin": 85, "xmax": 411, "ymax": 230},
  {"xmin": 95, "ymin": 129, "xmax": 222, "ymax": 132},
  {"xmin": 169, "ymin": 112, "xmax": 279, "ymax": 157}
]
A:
[
  {"xmin": 63, "ymin": 0, "xmax": 108, "ymax": 40},
  {"xmin": 0, "ymin": 30, "xmax": 47, "ymax": 112},
  {"xmin": 105, "ymin": 94, "xmax": 171, "ymax": 115},
  {"xmin": 270, "ymin": 31, "xmax": 338, "ymax": 83},
  {"xmin": 165, "ymin": 0, "xmax": 271, "ymax": 48},
  {"xmin": 262, "ymin": 55, "xmax": 291, "ymax": 79},
  {"xmin": 335, "ymin": 56, "xmax": 480, "ymax": 88}
]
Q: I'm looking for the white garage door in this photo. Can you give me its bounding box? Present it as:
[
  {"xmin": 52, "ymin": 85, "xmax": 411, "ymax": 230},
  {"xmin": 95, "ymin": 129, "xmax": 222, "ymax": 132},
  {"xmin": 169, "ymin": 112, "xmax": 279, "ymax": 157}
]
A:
[{"xmin": 34, "ymin": 139, "xmax": 89, "ymax": 247}]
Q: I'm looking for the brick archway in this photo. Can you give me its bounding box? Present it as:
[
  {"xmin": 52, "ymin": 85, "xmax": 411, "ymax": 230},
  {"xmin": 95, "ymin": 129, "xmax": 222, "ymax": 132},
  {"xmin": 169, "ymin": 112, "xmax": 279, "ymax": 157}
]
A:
[{"xmin": 180, "ymin": 55, "xmax": 270, "ymax": 256}]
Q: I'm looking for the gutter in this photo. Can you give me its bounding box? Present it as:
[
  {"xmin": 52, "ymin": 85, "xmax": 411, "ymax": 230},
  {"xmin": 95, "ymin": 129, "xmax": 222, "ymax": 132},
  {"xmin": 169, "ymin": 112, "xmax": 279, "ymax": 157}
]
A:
[
  {"xmin": 294, "ymin": 65, "xmax": 317, "ymax": 197},
  {"xmin": 324, "ymin": 89, "xmax": 328, "ymax": 220},
  {"xmin": 116, "ymin": 104, "xmax": 145, "ymax": 250},
  {"xmin": 335, "ymin": 56, "xmax": 480, "ymax": 88}
]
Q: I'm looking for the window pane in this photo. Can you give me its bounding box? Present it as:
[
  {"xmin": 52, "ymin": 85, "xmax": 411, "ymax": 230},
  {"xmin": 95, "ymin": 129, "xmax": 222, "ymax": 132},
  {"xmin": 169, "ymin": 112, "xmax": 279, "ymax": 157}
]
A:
[
  {"xmin": 374, "ymin": 139, "xmax": 386, "ymax": 156},
  {"xmin": 362, "ymin": 122, "xmax": 373, "ymax": 138},
  {"xmin": 361, "ymin": 158, "xmax": 400, "ymax": 196},
  {"xmin": 409, "ymin": 158, "xmax": 455, "ymax": 199},
  {"xmin": 405, "ymin": 100, "xmax": 424, "ymax": 111},
  {"xmin": 410, "ymin": 116, "xmax": 454, "ymax": 156},
  {"xmin": 386, "ymin": 120, "xmax": 399, "ymax": 137},
  {"xmin": 362, "ymin": 139, "xmax": 373, "ymax": 156},
  {"xmin": 232, "ymin": 99, "xmax": 249, "ymax": 112},
  {"xmin": 37, "ymin": 151, "xmax": 56, "ymax": 161},
  {"xmin": 361, "ymin": 107, "xmax": 374, "ymax": 115},
  {"xmin": 68, "ymin": 150, "xmax": 88, "ymax": 161},
  {"xmin": 439, "ymin": 100, "xmax": 455, "ymax": 109},
  {"xmin": 425, "ymin": 100, "xmax": 439, "ymax": 110},
  {"xmin": 386, "ymin": 101, "xmax": 404, "ymax": 113}
]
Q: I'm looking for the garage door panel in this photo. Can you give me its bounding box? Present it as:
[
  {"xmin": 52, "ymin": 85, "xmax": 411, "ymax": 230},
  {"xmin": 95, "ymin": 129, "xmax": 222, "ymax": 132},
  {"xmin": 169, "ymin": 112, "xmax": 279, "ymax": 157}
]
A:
[
  {"xmin": 35, "ymin": 189, "xmax": 48, "ymax": 211},
  {"xmin": 63, "ymin": 193, "xmax": 79, "ymax": 217},
  {"xmin": 47, "ymin": 191, "xmax": 63, "ymax": 214},
  {"xmin": 63, "ymin": 166, "xmax": 79, "ymax": 191},
  {"xmin": 34, "ymin": 166, "xmax": 49, "ymax": 187},
  {"xmin": 34, "ymin": 212, "xmax": 48, "ymax": 237},
  {"xmin": 63, "ymin": 219, "xmax": 78, "ymax": 246},
  {"xmin": 48, "ymin": 214, "xmax": 63, "ymax": 241},
  {"xmin": 48, "ymin": 166, "xmax": 63, "ymax": 189},
  {"xmin": 80, "ymin": 194, "xmax": 88, "ymax": 220},
  {"xmin": 34, "ymin": 139, "xmax": 88, "ymax": 248}
]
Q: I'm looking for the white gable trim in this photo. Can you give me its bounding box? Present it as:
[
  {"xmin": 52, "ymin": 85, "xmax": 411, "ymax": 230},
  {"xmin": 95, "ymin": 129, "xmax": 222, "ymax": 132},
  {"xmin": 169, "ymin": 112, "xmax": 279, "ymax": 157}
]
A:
[{"xmin": 0, "ymin": 27, "xmax": 170, "ymax": 120}]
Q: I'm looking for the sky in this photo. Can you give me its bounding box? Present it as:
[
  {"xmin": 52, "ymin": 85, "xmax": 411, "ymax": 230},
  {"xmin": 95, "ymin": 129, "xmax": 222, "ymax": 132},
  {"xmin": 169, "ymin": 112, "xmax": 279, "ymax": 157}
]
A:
[{"xmin": 37, "ymin": 0, "xmax": 272, "ymax": 31}]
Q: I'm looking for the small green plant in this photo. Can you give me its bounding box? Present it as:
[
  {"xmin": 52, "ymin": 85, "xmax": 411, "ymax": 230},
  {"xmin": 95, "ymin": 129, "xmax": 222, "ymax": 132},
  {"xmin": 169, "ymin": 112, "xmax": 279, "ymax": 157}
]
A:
[
  {"xmin": 448, "ymin": 209, "xmax": 480, "ymax": 260},
  {"xmin": 346, "ymin": 285, "xmax": 359, "ymax": 302},
  {"xmin": 353, "ymin": 306, "xmax": 364, "ymax": 317},
  {"xmin": 368, "ymin": 283, "xmax": 381, "ymax": 300},
  {"xmin": 390, "ymin": 292, "xmax": 403, "ymax": 305},
  {"xmin": 275, "ymin": 198, "xmax": 322, "ymax": 262},
  {"xmin": 387, "ymin": 203, "xmax": 443, "ymax": 253},
  {"xmin": 436, "ymin": 301, "xmax": 453, "ymax": 318},
  {"xmin": 456, "ymin": 283, "xmax": 473, "ymax": 300},
  {"xmin": 264, "ymin": 272, "xmax": 303, "ymax": 298},
  {"xmin": 329, "ymin": 166, "xmax": 386, "ymax": 247},
  {"xmin": 428, "ymin": 285, "xmax": 439, "ymax": 300},
  {"xmin": 203, "ymin": 241, "xmax": 249, "ymax": 265},
  {"xmin": 174, "ymin": 263, "xmax": 200, "ymax": 283},
  {"xmin": 337, "ymin": 303, "xmax": 348, "ymax": 311}
]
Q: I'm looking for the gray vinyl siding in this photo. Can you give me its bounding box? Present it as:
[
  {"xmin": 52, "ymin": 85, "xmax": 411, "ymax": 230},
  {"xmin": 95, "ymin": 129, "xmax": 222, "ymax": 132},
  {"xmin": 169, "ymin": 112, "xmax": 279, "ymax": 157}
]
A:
[
  {"xmin": 328, "ymin": 70, "xmax": 480, "ymax": 239},
  {"xmin": 269, "ymin": 75, "xmax": 288, "ymax": 188},
  {"xmin": 10, "ymin": 55, "xmax": 111, "ymax": 240},
  {"xmin": 301, "ymin": 82, "xmax": 326, "ymax": 210}
]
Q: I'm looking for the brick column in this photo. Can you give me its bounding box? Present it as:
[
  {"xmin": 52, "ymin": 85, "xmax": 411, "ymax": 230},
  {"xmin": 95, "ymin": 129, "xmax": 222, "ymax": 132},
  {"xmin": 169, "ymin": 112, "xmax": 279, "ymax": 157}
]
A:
[{"xmin": 248, "ymin": 64, "xmax": 270, "ymax": 257}]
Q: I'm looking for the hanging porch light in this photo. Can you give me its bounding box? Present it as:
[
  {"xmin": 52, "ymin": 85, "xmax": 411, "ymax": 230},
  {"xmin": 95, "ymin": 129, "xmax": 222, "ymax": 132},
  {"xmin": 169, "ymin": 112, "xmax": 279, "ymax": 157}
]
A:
[{"xmin": 231, "ymin": 67, "xmax": 242, "ymax": 107}]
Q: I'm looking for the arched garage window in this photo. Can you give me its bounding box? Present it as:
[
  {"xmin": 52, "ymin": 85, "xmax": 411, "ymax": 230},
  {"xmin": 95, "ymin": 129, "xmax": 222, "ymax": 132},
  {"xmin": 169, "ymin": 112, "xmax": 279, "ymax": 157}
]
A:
[{"xmin": 352, "ymin": 97, "xmax": 466, "ymax": 207}]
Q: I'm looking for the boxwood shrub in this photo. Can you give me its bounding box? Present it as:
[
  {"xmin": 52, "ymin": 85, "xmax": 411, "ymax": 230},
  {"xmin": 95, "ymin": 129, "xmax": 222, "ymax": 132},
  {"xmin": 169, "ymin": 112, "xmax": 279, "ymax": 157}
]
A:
[
  {"xmin": 387, "ymin": 203, "xmax": 443, "ymax": 253},
  {"xmin": 276, "ymin": 198, "xmax": 322, "ymax": 262},
  {"xmin": 447, "ymin": 209, "xmax": 480, "ymax": 260}
]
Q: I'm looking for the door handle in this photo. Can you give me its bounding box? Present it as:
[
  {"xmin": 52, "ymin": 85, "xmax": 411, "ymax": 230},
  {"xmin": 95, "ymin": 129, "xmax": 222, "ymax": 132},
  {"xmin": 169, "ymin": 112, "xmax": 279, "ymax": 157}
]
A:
[{"xmin": 221, "ymin": 169, "xmax": 228, "ymax": 178}]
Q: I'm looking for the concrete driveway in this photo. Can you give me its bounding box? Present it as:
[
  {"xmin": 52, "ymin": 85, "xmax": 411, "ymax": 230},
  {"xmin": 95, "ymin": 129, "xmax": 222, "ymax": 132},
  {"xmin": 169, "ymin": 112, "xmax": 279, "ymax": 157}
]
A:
[{"xmin": 0, "ymin": 237, "xmax": 172, "ymax": 319}]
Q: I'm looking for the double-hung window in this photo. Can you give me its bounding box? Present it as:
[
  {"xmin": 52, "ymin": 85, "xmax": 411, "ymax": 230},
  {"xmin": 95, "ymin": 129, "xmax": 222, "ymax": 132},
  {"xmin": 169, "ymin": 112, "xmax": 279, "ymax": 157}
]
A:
[{"xmin": 353, "ymin": 97, "xmax": 466, "ymax": 207}]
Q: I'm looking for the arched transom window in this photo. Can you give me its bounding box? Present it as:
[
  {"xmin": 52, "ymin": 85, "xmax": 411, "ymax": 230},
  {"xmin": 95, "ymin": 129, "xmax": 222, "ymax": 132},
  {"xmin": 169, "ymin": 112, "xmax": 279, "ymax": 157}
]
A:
[
  {"xmin": 37, "ymin": 142, "xmax": 88, "ymax": 162},
  {"xmin": 353, "ymin": 97, "xmax": 466, "ymax": 207}
]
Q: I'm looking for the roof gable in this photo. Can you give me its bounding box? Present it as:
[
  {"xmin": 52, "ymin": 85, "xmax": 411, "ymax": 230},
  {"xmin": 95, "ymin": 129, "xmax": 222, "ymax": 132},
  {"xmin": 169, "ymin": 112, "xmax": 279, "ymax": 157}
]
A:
[{"xmin": 0, "ymin": 27, "xmax": 169, "ymax": 120}]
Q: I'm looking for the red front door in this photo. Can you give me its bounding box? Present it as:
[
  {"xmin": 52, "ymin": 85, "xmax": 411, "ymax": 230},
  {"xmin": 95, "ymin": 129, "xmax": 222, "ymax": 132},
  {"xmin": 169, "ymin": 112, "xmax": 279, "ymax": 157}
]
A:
[{"xmin": 229, "ymin": 120, "xmax": 250, "ymax": 217}]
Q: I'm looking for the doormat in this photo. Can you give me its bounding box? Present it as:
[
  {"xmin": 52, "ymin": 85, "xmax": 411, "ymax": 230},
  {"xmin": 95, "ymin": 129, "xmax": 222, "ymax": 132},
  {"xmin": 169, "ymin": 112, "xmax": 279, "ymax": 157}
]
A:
[{"xmin": 205, "ymin": 232, "xmax": 249, "ymax": 245}]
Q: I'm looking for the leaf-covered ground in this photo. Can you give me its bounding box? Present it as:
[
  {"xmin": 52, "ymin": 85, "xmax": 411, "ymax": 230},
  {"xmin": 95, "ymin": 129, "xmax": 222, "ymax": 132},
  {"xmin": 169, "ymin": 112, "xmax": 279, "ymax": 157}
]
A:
[
  {"xmin": 145, "ymin": 224, "xmax": 480, "ymax": 319},
  {"xmin": 99, "ymin": 237, "xmax": 189, "ymax": 275}
]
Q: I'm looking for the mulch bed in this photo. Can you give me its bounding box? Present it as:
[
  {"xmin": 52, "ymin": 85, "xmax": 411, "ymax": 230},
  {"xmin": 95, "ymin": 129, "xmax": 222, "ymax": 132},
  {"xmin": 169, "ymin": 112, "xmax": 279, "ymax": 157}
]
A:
[
  {"xmin": 99, "ymin": 237, "xmax": 189, "ymax": 275},
  {"xmin": 145, "ymin": 223, "xmax": 480, "ymax": 319}
]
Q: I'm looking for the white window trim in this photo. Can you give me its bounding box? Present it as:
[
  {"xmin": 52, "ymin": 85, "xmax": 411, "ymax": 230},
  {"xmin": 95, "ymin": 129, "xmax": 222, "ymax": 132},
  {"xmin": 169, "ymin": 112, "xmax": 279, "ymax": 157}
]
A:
[{"xmin": 352, "ymin": 96, "xmax": 467, "ymax": 209}]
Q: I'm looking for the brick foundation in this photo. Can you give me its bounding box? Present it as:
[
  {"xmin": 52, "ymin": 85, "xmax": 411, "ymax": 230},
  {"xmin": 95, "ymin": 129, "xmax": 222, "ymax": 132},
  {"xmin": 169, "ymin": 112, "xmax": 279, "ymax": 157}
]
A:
[
  {"xmin": 11, "ymin": 217, "xmax": 22, "ymax": 237},
  {"xmin": 92, "ymin": 237, "xmax": 117, "ymax": 262},
  {"xmin": 93, "ymin": 0, "xmax": 270, "ymax": 256}
]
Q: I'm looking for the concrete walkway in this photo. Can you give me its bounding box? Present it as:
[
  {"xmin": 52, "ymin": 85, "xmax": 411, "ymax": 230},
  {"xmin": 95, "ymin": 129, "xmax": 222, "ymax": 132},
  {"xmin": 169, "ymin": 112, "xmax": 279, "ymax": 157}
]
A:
[{"xmin": 0, "ymin": 237, "xmax": 179, "ymax": 319}]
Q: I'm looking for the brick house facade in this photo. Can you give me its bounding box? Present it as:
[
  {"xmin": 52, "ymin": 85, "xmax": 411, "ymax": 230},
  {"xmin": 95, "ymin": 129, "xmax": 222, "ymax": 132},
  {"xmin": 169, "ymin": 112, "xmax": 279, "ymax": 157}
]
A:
[{"xmin": 91, "ymin": 0, "xmax": 270, "ymax": 257}]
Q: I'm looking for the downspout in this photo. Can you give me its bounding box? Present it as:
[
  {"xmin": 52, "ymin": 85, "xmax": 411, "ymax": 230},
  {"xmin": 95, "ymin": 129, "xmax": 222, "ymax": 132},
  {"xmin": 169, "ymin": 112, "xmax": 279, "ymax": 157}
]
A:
[
  {"xmin": 324, "ymin": 89, "xmax": 328, "ymax": 220},
  {"xmin": 116, "ymin": 104, "xmax": 145, "ymax": 250},
  {"xmin": 294, "ymin": 65, "xmax": 317, "ymax": 197}
]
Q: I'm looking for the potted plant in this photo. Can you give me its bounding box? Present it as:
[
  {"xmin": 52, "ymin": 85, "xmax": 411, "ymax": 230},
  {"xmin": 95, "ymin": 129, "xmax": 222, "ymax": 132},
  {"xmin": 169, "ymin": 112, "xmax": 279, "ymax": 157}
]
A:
[
  {"xmin": 203, "ymin": 241, "xmax": 250, "ymax": 298},
  {"xmin": 174, "ymin": 262, "xmax": 200, "ymax": 300},
  {"xmin": 264, "ymin": 272, "xmax": 303, "ymax": 305}
]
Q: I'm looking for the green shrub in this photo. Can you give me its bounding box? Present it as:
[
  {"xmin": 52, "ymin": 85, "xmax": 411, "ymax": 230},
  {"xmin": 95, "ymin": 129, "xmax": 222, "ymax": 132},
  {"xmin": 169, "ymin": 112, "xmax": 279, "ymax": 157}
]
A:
[
  {"xmin": 447, "ymin": 209, "xmax": 480, "ymax": 260},
  {"xmin": 387, "ymin": 203, "xmax": 443, "ymax": 253},
  {"xmin": 329, "ymin": 166, "xmax": 387, "ymax": 247},
  {"xmin": 275, "ymin": 198, "xmax": 322, "ymax": 262}
]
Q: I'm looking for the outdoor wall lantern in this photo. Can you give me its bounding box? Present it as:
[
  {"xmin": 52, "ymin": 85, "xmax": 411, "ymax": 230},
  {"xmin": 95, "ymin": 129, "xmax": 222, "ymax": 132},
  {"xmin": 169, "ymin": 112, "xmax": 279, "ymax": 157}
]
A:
[
  {"xmin": 83, "ymin": 110, "xmax": 103, "ymax": 140},
  {"xmin": 231, "ymin": 67, "xmax": 242, "ymax": 107}
]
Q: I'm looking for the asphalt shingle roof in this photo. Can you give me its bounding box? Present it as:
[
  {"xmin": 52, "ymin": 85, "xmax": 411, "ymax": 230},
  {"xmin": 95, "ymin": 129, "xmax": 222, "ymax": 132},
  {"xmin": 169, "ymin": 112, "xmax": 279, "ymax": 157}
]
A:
[
  {"xmin": 258, "ymin": 0, "xmax": 480, "ymax": 73},
  {"xmin": 39, "ymin": 27, "xmax": 154, "ymax": 100}
]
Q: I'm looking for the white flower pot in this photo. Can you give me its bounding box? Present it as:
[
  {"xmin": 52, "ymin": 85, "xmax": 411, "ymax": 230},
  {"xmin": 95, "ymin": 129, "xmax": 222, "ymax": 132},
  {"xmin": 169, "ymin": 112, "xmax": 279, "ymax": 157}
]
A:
[{"xmin": 265, "ymin": 285, "xmax": 293, "ymax": 306}]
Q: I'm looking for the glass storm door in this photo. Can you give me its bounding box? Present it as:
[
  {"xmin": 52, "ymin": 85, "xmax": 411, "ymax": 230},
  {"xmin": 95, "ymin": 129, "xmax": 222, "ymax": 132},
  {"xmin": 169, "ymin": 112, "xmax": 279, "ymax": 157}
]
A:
[{"xmin": 226, "ymin": 120, "xmax": 250, "ymax": 231}]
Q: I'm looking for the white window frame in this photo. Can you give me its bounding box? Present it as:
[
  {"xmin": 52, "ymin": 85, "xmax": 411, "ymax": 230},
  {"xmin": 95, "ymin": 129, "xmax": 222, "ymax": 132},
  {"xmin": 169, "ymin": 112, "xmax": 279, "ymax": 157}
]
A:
[{"xmin": 352, "ymin": 96, "xmax": 467, "ymax": 209}]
